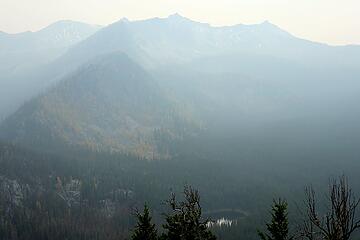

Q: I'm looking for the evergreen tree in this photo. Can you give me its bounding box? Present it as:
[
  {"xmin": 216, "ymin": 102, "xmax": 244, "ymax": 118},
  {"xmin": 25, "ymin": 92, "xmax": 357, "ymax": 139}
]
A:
[
  {"xmin": 131, "ymin": 204, "xmax": 158, "ymax": 240},
  {"xmin": 258, "ymin": 199, "xmax": 292, "ymax": 240},
  {"xmin": 161, "ymin": 186, "xmax": 216, "ymax": 240}
]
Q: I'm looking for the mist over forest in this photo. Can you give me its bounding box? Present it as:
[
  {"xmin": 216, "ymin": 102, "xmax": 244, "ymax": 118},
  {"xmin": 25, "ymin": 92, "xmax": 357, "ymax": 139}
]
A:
[{"xmin": 0, "ymin": 13, "xmax": 360, "ymax": 240}]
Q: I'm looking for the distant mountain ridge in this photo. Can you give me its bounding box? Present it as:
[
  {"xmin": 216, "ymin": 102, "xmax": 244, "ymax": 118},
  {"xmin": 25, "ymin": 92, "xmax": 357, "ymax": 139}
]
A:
[
  {"xmin": 0, "ymin": 20, "xmax": 101, "ymax": 120},
  {"xmin": 54, "ymin": 14, "xmax": 296, "ymax": 69},
  {"xmin": 0, "ymin": 20, "xmax": 101, "ymax": 51},
  {"xmin": 53, "ymin": 13, "xmax": 360, "ymax": 71},
  {"xmin": 1, "ymin": 14, "xmax": 360, "ymax": 157},
  {"xmin": 2, "ymin": 14, "xmax": 360, "ymax": 123},
  {"xmin": 0, "ymin": 20, "xmax": 101, "ymax": 74}
]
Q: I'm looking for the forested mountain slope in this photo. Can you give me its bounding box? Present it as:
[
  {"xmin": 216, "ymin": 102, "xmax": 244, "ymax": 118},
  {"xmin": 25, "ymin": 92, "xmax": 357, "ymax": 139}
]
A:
[{"xmin": 0, "ymin": 53, "xmax": 196, "ymax": 158}]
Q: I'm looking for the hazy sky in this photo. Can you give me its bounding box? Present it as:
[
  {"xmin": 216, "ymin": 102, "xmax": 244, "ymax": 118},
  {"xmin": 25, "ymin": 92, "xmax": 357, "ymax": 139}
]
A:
[{"xmin": 1, "ymin": 0, "xmax": 359, "ymax": 45}]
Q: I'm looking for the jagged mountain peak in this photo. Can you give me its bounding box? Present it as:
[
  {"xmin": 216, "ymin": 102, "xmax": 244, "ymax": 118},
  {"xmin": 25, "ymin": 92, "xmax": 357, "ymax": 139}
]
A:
[
  {"xmin": 168, "ymin": 12, "xmax": 183, "ymax": 18},
  {"xmin": 165, "ymin": 13, "xmax": 209, "ymax": 27},
  {"xmin": 118, "ymin": 17, "xmax": 130, "ymax": 23},
  {"xmin": 256, "ymin": 20, "xmax": 289, "ymax": 32},
  {"xmin": 167, "ymin": 13, "xmax": 189, "ymax": 21}
]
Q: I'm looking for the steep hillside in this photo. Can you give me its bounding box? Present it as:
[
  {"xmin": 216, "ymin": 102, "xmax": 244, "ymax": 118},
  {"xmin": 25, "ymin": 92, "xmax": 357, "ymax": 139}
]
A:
[{"xmin": 0, "ymin": 53, "xmax": 196, "ymax": 158}]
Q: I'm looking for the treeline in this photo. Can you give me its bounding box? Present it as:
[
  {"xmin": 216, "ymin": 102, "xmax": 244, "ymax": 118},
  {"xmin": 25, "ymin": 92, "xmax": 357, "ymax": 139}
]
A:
[
  {"xmin": 130, "ymin": 176, "xmax": 360, "ymax": 240},
  {"xmin": 131, "ymin": 186, "xmax": 216, "ymax": 240},
  {"xmin": 1, "ymin": 142, "xmax": 360, "ymax": 240}
]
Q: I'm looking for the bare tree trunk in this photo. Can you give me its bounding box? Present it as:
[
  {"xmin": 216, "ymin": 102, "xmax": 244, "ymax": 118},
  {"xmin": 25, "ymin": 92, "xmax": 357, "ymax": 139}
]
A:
[{"xmin": 300, "ymin": 175, "xmax": 360, "ymax": 240}]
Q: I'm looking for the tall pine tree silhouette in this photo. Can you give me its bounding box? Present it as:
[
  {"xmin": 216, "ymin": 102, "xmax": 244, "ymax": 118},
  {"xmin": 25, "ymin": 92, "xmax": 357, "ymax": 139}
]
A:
[
  {"xmin": 258, "ymin": 199, "xmax": 292, "ymax": 240},
  {"xmin": 161, "ymin": 186, "xmax": 216, "ymax": 240},
  {"xmin": 131, "ymin": 204, "xmax": 158, "ymax": 240}
]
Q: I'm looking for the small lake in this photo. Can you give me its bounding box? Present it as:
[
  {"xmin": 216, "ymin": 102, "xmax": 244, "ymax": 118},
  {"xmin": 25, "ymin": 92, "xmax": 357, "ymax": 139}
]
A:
[{"xmin": 204, "ymin": 209, "xmax": 249, "ymax": 228}]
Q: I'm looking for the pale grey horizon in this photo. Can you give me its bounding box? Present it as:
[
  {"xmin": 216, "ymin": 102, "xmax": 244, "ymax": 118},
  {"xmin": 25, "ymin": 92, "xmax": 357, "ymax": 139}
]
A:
[{"xmin": 1, "ymin": 0, "xmax": 359, "ymax": 45}]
